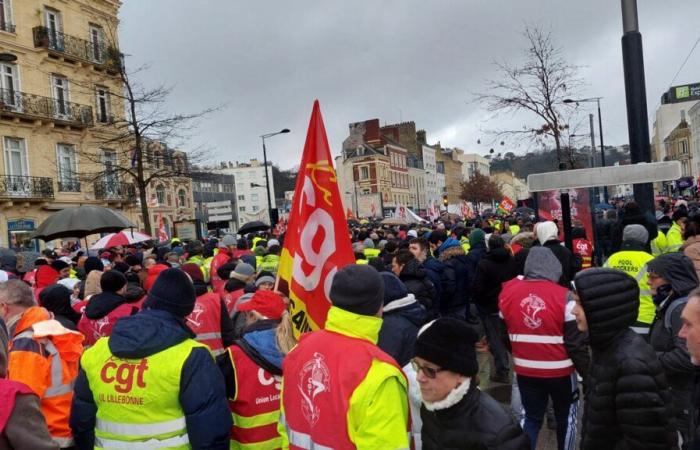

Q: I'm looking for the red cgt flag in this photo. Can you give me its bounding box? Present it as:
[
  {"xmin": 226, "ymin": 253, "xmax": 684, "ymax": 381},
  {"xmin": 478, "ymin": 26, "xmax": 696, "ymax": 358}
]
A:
[{"xmin": 277, "ymin": 101, "xmax": 355, "ymax": 335}]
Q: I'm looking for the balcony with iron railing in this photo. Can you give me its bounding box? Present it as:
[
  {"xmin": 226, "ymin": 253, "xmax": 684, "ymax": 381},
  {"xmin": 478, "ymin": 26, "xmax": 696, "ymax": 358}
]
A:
[
  {"xmin": 0, "ymin": 176, "xmax": 54, "ymax": 201},
  {"xmin": 32, "ymin": 27, "xmax": 121, "ymax": 70},
  {"xmin": 0, "ymin": 21, "xmax": 15, "ymax": 33},
  {"xmin": 94, "ymin": 181, "xmax": 136, "ymax": 202},
  {"xmin": 0, "ymin": 88, "xmax": 94, "ymax": 128},
  {"xmin": 57, "ymin": 180, "xmax": 81, "ymax": 193}
]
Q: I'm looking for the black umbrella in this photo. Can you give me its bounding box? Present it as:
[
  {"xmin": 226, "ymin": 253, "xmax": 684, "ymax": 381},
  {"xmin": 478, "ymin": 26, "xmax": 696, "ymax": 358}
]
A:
[
  {"xmin": 238, "ymin": 220, "xmax": 270, "ymax": 234},
  {"xmin": 32, "ymin": 205, "xmax": 135, "ymax": 241}
]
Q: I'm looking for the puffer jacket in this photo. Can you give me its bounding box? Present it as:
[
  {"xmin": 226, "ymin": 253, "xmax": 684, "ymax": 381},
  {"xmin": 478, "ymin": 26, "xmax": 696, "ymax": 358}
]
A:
[
  {"xmin": 437, "ymin": 239, "xmax": 469, "ymax": 315},
  {"xmin": 473, "ymin": 247, "xmax": 518, "ymax": 314},
  {"xmin": 398, "ymin": 259, "xmax": 437, "ymax": 314},
  {"xmin": 574, "ymin": 268, "xmax": 678, "ymax": 450},
  {"xmin": 377, "ymin": 293, "xmax": 426, "ymax": 367},
  {"xmin": 421, "ymin": 380, "xmax": 529, "ymax": 450},
  {"xmin": 647, "ymin": 252, "xmax": 700, "ymax": 442}
]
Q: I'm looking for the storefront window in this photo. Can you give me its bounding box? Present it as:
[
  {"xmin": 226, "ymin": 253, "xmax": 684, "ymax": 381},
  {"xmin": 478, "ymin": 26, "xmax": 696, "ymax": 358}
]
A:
[{"xmin": 8, "ymin": 219, "xmax": 38, "ymax": 251}]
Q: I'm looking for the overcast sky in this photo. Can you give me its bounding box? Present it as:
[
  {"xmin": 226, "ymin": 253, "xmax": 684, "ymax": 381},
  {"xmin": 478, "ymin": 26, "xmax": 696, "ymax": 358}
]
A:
[{"xmin": 119, "ymin": 1, "xmax": 700, "ymax": 170}]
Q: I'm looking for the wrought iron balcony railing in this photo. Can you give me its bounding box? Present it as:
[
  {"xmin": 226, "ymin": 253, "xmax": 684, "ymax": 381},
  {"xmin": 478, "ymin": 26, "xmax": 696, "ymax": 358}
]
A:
[
  {"xmin": 0, "ymin": 176, "xmax": 54, "ymax": 200},
  {"xmin": 94, "ymin": 181, "xmax": 136, "ymax": 201},
  {"xmin": 0, "ymin": 21, "xmax": 15, "ymax": 33},
  {"xmin": 0, "ymin": 88, "xmax": 94, "ymax": 127},
  {"xmin": 57, "ymin": 180, "xmax": 81, "ymax": 193},
  {"xmin": 32, "ymin": 26, "xmax": 121, "ymax": 68}
]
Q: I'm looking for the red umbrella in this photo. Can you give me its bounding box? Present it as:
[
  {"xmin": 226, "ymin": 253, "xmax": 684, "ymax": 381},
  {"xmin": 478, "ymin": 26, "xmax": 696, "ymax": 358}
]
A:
[{"xmin": 90, "ymin": 230, "xmax": 152, "ymax": 250}]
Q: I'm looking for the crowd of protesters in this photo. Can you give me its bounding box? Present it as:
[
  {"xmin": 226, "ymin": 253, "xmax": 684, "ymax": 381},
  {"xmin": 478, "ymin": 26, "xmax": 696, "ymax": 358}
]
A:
[{"xmin": 2, "ymin": 196, "xmax": 700, "ymax": 449}]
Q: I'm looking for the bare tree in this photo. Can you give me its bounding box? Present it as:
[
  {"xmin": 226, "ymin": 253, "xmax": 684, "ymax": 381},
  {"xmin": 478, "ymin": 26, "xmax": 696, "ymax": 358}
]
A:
[
  {"xmin": 477, "ymin": 26, "xmax": 582, "ymax": 169},
  {"xmin": 77, "ymin": 32, "xmax": 218, "ymax": 234}
]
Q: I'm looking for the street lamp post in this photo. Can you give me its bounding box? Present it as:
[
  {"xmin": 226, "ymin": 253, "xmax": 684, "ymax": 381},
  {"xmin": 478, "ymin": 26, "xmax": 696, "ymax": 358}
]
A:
[
  {"xmin": 260, "ymin": 128, "xmax": 290, "ymax": 225},
  {"xmin": 564, "ymin": 97, "xmax": 608, "ymax": 202}
]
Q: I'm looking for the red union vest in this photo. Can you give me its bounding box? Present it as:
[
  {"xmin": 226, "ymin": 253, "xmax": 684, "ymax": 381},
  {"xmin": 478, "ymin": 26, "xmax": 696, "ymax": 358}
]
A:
[
  {"xmin": 499, "ymin": 278, "xmax": 574, "ymax": 378},
  {"xmin": 573, "ymin": 238, "xmax": 593, "ymax": 269},
  {"xmin": 280, "ymin": 329, "xmax": 405, "ymax": 450},
  {"xmin": 228, "ymin": 345, "xmax": 282, "ymax": 449},
  {"xmin": 0, "ymin": 379, "xmax": 33, "ymax": 433},
  {"xmin": 187, "ymin": 292, "xmax": 224, "ymax": 356},
  {"xmin": 78, "ymin": 303, "xmax": 138, "ymax": 347}
]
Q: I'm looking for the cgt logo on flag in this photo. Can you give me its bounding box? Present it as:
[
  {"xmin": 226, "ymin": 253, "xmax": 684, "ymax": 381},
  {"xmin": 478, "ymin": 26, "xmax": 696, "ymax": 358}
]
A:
[{"xmin": 277, "ymin": 101, "xmax": 355, "ymax": 336}]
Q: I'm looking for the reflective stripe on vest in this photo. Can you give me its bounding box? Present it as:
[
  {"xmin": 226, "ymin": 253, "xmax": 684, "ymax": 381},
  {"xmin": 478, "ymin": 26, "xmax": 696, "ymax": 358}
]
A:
[
  {"xmin": 508, "ymin": 334, "xmax": 564, "ymax": 344},
  {"xmin": 630, "ymin": 326, "xmax": 650, "ymax": 335},
  {"xmin": 52, "ymin": 436, "xmax": 75, "ymax": 447},
  {"xmin": 14, "ymin": 330, "xmax": 73, "ymax": 398},
  {"xmin": 513, "ymin": 357, "xmax": 573, "ymax": 370},
  {"xmin": 281, "ymin": 414, "xmax": 334, "ymax": 450},
  {"xmin": 604, "ymin": 252, "xmax": 655, "ymax": 325},
  {"xmin": 97, "ymin": 417, "xmax": 186, "ymax": 437},
  {"xmin": 95, "ymin": 433, "xmax": 190, "ymax": 450}
]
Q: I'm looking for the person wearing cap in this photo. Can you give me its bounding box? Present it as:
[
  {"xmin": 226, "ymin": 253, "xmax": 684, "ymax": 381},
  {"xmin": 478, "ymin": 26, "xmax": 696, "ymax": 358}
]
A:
[
  {"xmin": 255, "ymin": 271, "xmax": 276, "ymax": 291},
  {"xmin": 223, "ymin": 263, "xmax": 256, "ymax": 315},
  {"xmin": 414, "ymin": 318, "xmax": 529, "ymax": 450},
  {"xmin": 499, "ymin": 247, "xmax": 589, "ymax": 450},
  {"xmin": 210, "ymin": 235, "xmax": 236, "ymax": 294},
  {"xmin": 181, "ymin": 263, "xmax": 234, "ymax": 357},
  {"xmin": 603, "ymin": 224, "xmax": 656, "ymax": 337},
  {"xmin": 218, "ymin": 289, "xmax": 294, "ymax": 449},
  {"xmin": 71, "ymin": 268, "xmax": 231, "ymax": 450},
  {"xmin": 77, "ymin": 270, "xmax": 138, "ymax": 347},
  {"xmin": 571, "ymin": 268, "xmax": 678, "ymax": 449},
  {"xmin": 646, "ymin": 252, "xmax": 699, "ymax": 444},
  {"xmin": 40, "ymin": 284, "xmax": 81, "ymax": 331},
  {"xmin": 279, "ymin": 265, "xmax": 410, "ymax": 449}
]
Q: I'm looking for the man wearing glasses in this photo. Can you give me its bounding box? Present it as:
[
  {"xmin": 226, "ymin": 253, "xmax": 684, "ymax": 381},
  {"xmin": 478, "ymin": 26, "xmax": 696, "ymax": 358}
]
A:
[{"xmin": 414, "ymin": 317, "xmax": 529, "ymax": 450}]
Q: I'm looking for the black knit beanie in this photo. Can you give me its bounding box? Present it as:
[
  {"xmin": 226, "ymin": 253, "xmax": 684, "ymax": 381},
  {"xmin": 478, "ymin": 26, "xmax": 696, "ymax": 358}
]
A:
[
  {"xmin": 143, "ymin": 268, "xmax": 196, "ymax": 317},
  {"xmin": 84, "ymin": 256, "xmax": 104, "ymax": 275},
  {"xmin": 100, "ymin": 270, "xmax": 127, "ymax": 293},
  {"xmin": 414, "ymin": 318, "xmax": 479, "ymax": 377},
  {"xmin": 330, "ymin": 265, "xmax": 384, "ymax": 316}
]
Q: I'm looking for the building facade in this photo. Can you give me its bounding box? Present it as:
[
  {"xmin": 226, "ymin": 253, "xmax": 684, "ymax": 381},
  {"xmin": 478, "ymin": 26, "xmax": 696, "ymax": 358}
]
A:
[
  {"xmin": 664, "ymin": 114, "xmax": 692, "ymax": 178},
  {"xmin": 652, "ymin": 84, "xmax": 700, "ymax": 163},
  {"xmin": 219, "ymin": 159, "xmax": 276, "ymax": 226},
  {"xmin": 491, "ymin": 171, "xmax": 529, "ymax": 201},
  {"xmin": 421, "ymin": 144, "xmax": 439, "ymax": 205},
  {"xmin": 190, "ymin": 171, "xmax": 237, "ymax": 236},
  {"xmin": 458, "ymin": 152, "xmax": 491, "ymax": 180},
  {"xmin": 436, "ymin": 148, "xmax": 463, "ymax": 204},
  {"xmin": 386, "ymin": 143, "xmax": 410, "ymax": 208}
]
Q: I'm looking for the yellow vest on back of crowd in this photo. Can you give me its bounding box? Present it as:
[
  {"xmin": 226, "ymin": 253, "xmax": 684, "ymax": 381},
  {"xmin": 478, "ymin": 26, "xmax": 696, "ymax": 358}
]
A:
[
  {"xmin": 459, "ymin": 237, "xmax": 470, "ymax": 255},
  {"xmin": 604, "ymin": 250, "xmax": 655, "ymax": 326},
  {"xmin": 364, "ymin": 248, "xmax": 380, "ymax": 259},
  {"xmin": 651, "ymin": 231, "xmax": 668, "ymax": 256},
  {"xmin": 509, "ymin": 225, "xmax": 520, "ymax": 236},
  {"xmin": 666, "ymin": 223, "xmax": 684, "ymax": 253},
  {"xmin": 252, "ymin": 237, "xmax": 263, "ymax": 249},
  {"xmin": 81, "ymin": 337, "xmax": 208, "ymax": 449}
]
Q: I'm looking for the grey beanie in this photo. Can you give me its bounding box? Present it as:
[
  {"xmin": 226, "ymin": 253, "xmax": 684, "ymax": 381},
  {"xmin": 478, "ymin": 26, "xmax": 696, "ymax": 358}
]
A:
[
  {"xmin": 362, "ymin": 238, "xmax": 375, "ymax": 249},
  {"xmin": 230, "ymin": 262, "xmax": 255, "ymax": 282},
  {"xmin": 330, "ymin": 265, "xmax": 384, "ymax": 316},
  {"xmin": 220, "ymin": 234, "xmax": 237, "ymax": 248},
  {"xmin": 622, "ymin": 224, "xmax": 649, "ymax": 245},
  {"xmin": 255, "ymin": 275, "xmax": 276, "ymax": 287}
]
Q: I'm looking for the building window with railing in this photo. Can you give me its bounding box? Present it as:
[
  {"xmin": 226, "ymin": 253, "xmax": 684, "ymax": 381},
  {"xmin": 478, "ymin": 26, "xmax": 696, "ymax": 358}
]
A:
[
  {"xmin": 44, "ymin": 8, "xmax": 63, "ymax": 50},
  {"xmin": 0, "ymin": 0, "xmax": 14, "ymax": 33},
  {"xmin": 56, "ymin": 143, "xmax": 79, "ymax": 192},
  {"xmin": 177, "ymin": 189, "xmax": 186, "ymax": 208},
  {"xmin": 51, "ymin": 74, "xmax": 70, "ymax": 118},
  {"xmin": 89, "ymin": 24, "xmax": 105, "ymax": 63},
  {"xmin": 95, "ymin": 86, "xmax": 110, "ymax": 123}
]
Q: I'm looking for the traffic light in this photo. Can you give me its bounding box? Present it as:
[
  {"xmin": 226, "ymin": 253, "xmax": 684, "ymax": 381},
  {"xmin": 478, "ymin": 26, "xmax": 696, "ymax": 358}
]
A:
[{"xmin": 442, "ymin": 194, "xmax": 448, "ymax": 207}]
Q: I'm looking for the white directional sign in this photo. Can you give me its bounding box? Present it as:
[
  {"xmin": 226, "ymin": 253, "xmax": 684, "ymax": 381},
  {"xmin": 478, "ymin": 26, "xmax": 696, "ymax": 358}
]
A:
[
  {"xmin": 527, "ymin": 161, "xmax": 682, "ymax": 192},
  {"xmin": 205, "ymin": 200, "xmax": 233, "ymax": 222}
]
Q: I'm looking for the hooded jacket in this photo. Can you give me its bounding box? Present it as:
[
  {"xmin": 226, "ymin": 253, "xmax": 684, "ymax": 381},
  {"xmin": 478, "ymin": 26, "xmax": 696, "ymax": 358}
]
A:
[
  {"xmin": 39, "ymin": 284, "xmax": 80, "ymax": 331},
  {"xmin": 437, "ymin": 239, "xmax": 469, "ymax": 315},
  {"xmin": 573, "ymin": 268, "xmax": 678, "ymax": 450},
  {"xmin": 398, "ymin": 258, "xmax": 438, "ymax": 314},
  {"xmin": 378, "ymin": 292, "xmax": 426, "ymax": 367},
  {"xmin": 473, "ymin": 247, "xmax": 518, "ymax": 314},
  {"xmin": 421, "ymin": 380, "xmax": 530, "ymax": 450},
  {"xmin": 70, "ymin": 309, "xmax": 232, "ymax": 450},
  {"xmin": 647, "ymin": 252, "xmax": 699, "ymax": 439}
]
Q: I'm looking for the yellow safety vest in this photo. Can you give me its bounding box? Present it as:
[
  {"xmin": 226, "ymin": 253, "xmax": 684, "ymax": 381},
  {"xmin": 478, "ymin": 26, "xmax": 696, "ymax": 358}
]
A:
[
  {"xmin": 666, "ymin": 223, "xmax": 684, "ymax": 253},
  {"xmin": 651, "ymin": 231, "xmax": 668, "ymax": 256},
  {"xmin": 356, "ymin": 259, "xmax": 368, "ymax": 265},
  {"xmin": 81, "ymin": 337, "xmax": 208, "ymax": 450},
  {"xmin": 251, "ymin": 237, "xmax": 263, "ymax": 249},
  {"xmin": 509, "ymin": 225, "xmax": 521, "ymax": 236},
  {"xmin": 604, "ymin": 250, "xmax": 655, "ymax": 327},
  {"xmin": 460, "ymin": 238, "xmax": 470, "ymax": 255},
  {"xmin": 363, "ymin": 248, "xmax": 380, "ymax": 260}
]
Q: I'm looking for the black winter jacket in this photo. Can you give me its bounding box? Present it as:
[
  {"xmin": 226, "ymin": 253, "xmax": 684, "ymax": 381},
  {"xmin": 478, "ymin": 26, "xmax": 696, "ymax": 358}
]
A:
[
  {"xmin": 377, "ymin": 296, "xmax": 426, "ymax": 367},
  {"xmin": 649, "ymin": 295, "xmax": 697, "ymax": 439},
  {"xmin": 437, "ymin": 243, "xmax": 469, "ymax": 314},
  {"xmin": 582, "ymin": 329, "xmax": 678, "ymax": 450},
  {"xmin": 398, "ymin": 259, "xmax": 438, "ymax": 313},
  {"xmin": 421, "ymin": 381, "xmax": 529, "ymax": 450},
  {"xmin": 472, "ymin": 248, "xmax": 518, "ymax": 314}
]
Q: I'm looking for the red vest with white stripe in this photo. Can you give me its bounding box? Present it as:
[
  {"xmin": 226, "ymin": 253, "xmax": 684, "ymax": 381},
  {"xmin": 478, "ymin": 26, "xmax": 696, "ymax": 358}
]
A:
[
  {"xmin": 78, "ymin": 303, "xmax": 137, "ymax": 347},
  {"xmin": 227, "ymin": 345, "xmax": 282, "ymax": 449},
  {"xmin": 186, "ymin": 292, "xmax": 224, "ymax": 356},
  {"xmin": 499, "ymin": 278, "xmax": 574, "ymax": 378},
  {"xmin": 281, "ymin": 330, "xmax": 405, "ymax": 450}
]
